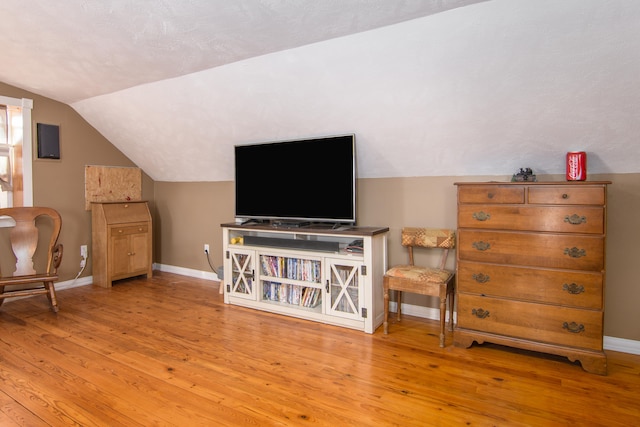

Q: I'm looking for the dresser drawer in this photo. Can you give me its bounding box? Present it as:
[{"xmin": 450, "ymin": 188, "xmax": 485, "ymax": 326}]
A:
[
  {"xmin": 102, "ymin": 202, "xmax": 150, "ymax": 223},
  {"xmin": 458, "ymin": 185, "xmax": 525, "ymax": 204},
  {"xmin": 458, "ymin": 230, "xmax": 604, "ymax": 271},
  {"xmin": 110, "ymin": 223, "xmax": 149, "ymax": 236},
  {"xmin": 457, "ymin": 294, "xmax": 603, "ymax": 350},
  {"xmin": 457, "ymin": 261, "xmax": 603, "ymax": 309},
  {"xmin": 528, "ymin": 186, "xmax": 605, "ymax": 205},
  {"xmin": 458, "ymin": 205, "xmax": 604, "ymax": 234}
]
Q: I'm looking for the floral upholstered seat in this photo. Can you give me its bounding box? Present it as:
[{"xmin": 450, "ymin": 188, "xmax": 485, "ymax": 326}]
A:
[{"xmin": 384, "ymin": 264, "xmax": 452, "ymax": 284}]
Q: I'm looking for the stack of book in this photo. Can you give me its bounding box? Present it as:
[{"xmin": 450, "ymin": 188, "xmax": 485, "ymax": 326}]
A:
[
  {"xmin": 262, "ymin": 282, "xmax": 321, "ymax": 308},
  {"xmin": 260, "ymin": 255, "xmax": 321, "ymax": 283}
]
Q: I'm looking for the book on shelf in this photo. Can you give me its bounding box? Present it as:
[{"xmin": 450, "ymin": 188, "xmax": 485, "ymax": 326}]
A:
[
  {"xmin": 262, "ymin": 281, "xmax": 322, "ymax": 308},
  {"xmin": 260, "ymin": 255, "xmax": 321, "ymax": 283}
]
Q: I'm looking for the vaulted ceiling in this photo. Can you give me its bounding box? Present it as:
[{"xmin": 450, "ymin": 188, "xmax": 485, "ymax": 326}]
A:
[{"xmin": 2, "ymin": 0, "xmax": 639, "ymax": 181}]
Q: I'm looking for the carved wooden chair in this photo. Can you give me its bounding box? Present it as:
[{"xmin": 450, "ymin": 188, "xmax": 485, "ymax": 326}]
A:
[
  {"xmin": 383, "ymin": 227, "xmax": 455, "ymax": 347},
  {"xmin": 0, "ymin": 207, "xmax": 63, "ymax": 312}
]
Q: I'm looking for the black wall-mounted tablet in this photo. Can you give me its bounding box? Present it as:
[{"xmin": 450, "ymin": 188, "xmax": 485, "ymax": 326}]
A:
[{"xmin": 37, "ymin": 123, "xmax": 60, "ymax": 159}]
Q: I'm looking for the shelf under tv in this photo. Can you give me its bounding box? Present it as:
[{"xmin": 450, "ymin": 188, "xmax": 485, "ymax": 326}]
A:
[{"xmin": 221, "ymin": 223, "xmax": 389, "ymax": 333}]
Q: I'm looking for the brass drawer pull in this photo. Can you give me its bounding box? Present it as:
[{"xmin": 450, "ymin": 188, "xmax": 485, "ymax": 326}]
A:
[
  {"xmin": 562, "ymin": 193, "xmax": 569, "ymax": 199},
  {"xmin": 473, "ymin": 211, "xmax": 491, "ymax": 221},
  {"xmin": 472, "ymin": 273, "xmax": 490, "ymax": 283},
  {"xmin": 472, "ymin": 308, "xmax": 490, "ymax": 319},
  {"xmin": 563, "ymin": 283, "xmax": 585, "ymax": 294},
  {"xmin": 563, "ymin": 322, "xmax": 585, "ymax": 333},
  {"xmin": 487, "ymin": 192, "xmax": 495, "ymax": 199},
  {"xmin": 472, "ymin": 241, "xmax": 491, "ymax": 251},
  {"xmin": 564, "ymin": 247, "xmax": 586, "ymax": 258},
  {"xmin": 564, "ymin": 214, "xmax": 587, "ymax": 225}
]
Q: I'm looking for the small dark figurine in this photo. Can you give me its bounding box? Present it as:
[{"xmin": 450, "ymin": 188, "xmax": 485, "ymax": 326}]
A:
[{"xmin": 512, "ymin": 168, "xmax": 537, "ymax": 182}]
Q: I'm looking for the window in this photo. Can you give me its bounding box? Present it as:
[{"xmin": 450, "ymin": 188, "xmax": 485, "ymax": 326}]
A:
[{"xmin": 0, "ymin": 96, "xmax": 33, "ymax": 208}]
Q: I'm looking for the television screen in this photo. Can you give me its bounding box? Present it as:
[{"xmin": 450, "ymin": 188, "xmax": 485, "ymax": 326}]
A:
[{"xmin": 235, "ymin": 134, "xmax": 356, "ymax": 224}]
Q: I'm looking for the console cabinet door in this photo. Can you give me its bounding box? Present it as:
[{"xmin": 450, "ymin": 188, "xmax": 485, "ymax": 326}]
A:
[
  {"xmin": 109, "ymin": 225, "xmax": 151, "ymax": 280},
  {"xmin": 110, "ymin": 234, "xmax": 131, "ymax": 278},
  {"xmin": 130, "ymin": 233, "xmax": 151, "ymax": 274},
  {"xmin": 227, "ymin": 248, "xmax": 256, "ymax": 300},
  {"xmin": 325, "ymin": 258, "xmax": 363, "ymax": 321}
]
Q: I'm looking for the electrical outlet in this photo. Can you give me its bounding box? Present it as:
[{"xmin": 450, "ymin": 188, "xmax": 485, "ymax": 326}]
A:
[
  {"xmin": 204, "ymin": 244, "xmax": 210, "ymax": 254},
  {"xmin": 80, "ymin": 245, "xmax": 88, "ymax": 268}
]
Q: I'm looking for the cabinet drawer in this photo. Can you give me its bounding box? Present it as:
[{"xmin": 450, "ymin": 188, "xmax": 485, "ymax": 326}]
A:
[
  {"xmin": 102, "ymin": 202, "xmax": 150, "ymax": 223},
  {"xmin": 458, "ymin": 230, "xmax": 604, "ymax": 271},
  {"xmin": 110, "ymin": 224, "xmax": 149, "ymax": 236},
  {"xmin": 457, "ymin": 294, "xmax": 603, "ymax": 350},
  {"xmin": 458, "ymin": 185, "xmax": 525, "ymax": 204},
  {"xmin": 457, "ymin": 261, "xmax": 603, "ymax": 309},
  {"xmin": 528, "ymin": 186, "xmax": 605, "ymax": 205},
  {"xmin": 458, "ymin": 205, "xmax": 604, "ymax": 234}
]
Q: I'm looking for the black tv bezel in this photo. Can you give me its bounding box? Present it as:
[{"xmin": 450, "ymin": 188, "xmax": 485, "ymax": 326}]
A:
[{"xmin": 234, "ymin": 134, "xmax": 356, "ymax": 225}]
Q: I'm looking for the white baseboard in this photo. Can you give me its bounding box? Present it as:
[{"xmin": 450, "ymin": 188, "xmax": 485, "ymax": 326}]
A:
[
  {"xmin": 153, "ymin": 263, "xmax": 221, "ymax": 282},
  {"xmin": 603, "ymin": 336, "xmax": 640, "ymax": 355},
  {"xmin": 389, "ymin": 301, "xmax": 456, "ymax": 323},
  {"xmin": 56, "ymin": 275, "xmax": 94, "ymax": 290},
  {"xmin": 56, "ymin": 264, "xmax": 221, "ymax": 289},
  {"xmin": 54, "ymin": 264, "xmax": 220, "ymax": 291},
  {"xmin": 392, "ymin": 301, "xmax": 640, "ymax": 356}
]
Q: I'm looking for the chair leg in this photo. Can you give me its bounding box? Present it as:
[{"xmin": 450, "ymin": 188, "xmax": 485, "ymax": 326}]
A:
[
  {"xmin": 44, "ymin": 281, "xmax": 59, "ymax": 313},
  {"xmin": 439, "ymin": 296, "xmax": 446, "ymax": 348},
  {"xmin": 383, "ymin": 280, "xmax": 390, "ymax": 334},
  {"xmin": 396, "ymin": 291, "xmax": 402, "ymax": 321},
  {"xmin": 448, "ymin": 284, "xmax": 455, "ymax": 331}
]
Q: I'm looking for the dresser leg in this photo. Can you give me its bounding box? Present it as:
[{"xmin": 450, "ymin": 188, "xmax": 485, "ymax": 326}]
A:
[
  {"xmin": 453, "ymin": 329, "xmax": 478, "ymax": 348},
  {"xmin": 571, "ymin": 354, "xmax": 608, "ymax": 375}
]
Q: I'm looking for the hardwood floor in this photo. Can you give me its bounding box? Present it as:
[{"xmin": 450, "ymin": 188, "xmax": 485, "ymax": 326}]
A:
[{"xmin": 1, "ymin": 271, "xmax": 639, "ymax": 426}]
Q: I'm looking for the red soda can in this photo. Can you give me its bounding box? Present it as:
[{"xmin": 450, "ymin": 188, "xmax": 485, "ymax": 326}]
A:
[{"xmin": 566, "ymin": 151, "xmax": 587, "ymax": 181}]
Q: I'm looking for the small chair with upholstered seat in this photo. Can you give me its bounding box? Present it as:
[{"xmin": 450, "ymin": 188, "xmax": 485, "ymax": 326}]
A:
[
  {"xmin": 0, "ymin": 207, "xmax": 63, "ymax": 312},
  {"xmin": 383, "ymin": 227, "xmax": 456, "ymax": 347}
]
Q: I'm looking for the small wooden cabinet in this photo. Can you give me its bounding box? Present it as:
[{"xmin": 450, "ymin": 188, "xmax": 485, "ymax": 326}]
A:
[
  {"xmin": 92, "ymin": 201, "xmax": 153, "ymax": 288},
  {"xmin": 221, "ymin": 223, "xmax": 388, "ymax": 333},
  {"xmin": 454, "ymin": 181, "xmax": 610, "ymax": 374}
]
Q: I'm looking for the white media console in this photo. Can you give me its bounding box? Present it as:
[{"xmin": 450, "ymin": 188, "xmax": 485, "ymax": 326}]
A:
[{"xmin": 221, "ymin": 223, "xmax": 389, "ymax": 333}]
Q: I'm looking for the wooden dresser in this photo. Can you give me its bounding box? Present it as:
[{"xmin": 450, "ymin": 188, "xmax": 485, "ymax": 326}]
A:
[
  {"xmin": 454, "ymin": 181, "xmax": 610, "ymax": 374},
  {"xmin": 91, "ymin": 201, "xmax": 153, "ymax": 288}
]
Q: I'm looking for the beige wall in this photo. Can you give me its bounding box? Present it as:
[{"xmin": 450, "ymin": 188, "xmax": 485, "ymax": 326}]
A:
[
  {"xmin": 1, "ymin": 82, "xmax": 154, "ymax": 281},
  {"xmin": 153, "ymin": 181, "xmax": 233, "ymax": 273},
  {"xmin": 3, "ymin": 81, "xmax": 638, "ymax": 342},
  {"xmin": 154, "ymin": 174, "xmax": 640, "ymax": 342}
]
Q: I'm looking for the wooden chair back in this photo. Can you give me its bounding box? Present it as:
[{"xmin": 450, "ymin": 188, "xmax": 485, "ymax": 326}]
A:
[
  {"xmin": 401, "ymin": 227, "xmax": 455, "ymax": 269},
  {"xmin": 0, "ymin": 207, "xmax": 63, "ymax": 311}
]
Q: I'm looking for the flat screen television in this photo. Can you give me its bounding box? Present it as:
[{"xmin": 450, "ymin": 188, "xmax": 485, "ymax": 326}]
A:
[{"xmin": 235, "ymin": 134, "xmax": 356, "ymax": 225}]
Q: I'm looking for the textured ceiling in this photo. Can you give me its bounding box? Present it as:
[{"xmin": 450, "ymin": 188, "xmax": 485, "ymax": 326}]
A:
[
  {"xmin": 0, "ymin": 0, "xmax": 483, "ymax": 104},
  {"xmin": 2, "ymin": 0, "xmax": 639, "ymax": 182}
]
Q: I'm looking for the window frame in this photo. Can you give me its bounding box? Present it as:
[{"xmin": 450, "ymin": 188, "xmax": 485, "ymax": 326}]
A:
[{"xmin": 0, "ymin": 95, "xmax": 33, "ymax": 207}]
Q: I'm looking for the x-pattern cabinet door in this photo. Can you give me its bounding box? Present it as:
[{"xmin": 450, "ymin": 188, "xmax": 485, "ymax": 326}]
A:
[
  {"xmin": 228, "ymin": 248, "xmax": 256, "ymax": 300},
  {"xmin": 325, "ymin": 258, "xmax": 363, "ymax": 320}
]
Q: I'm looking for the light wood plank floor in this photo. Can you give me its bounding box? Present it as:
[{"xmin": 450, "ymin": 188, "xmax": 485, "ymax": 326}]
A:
[{"xmin": 1, "ymin": 271, "xmax": 639, "ymax": 426}]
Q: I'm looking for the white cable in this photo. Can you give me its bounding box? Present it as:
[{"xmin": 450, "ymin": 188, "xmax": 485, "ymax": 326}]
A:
[{"xmin": 68, "ymin": 254, "xmax": 87, "ymax": 286}]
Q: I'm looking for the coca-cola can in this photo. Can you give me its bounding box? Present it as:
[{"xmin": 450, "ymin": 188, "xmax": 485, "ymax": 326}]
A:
[{"xmin": 566, "ymin": 151, "xmax": 587, "ymax": 181}]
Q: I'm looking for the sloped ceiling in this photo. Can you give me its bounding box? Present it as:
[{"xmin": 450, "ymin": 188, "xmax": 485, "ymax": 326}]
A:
[{"xmin": 2, "ymin": 0, "xmax": 639, "ymax": 181}]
